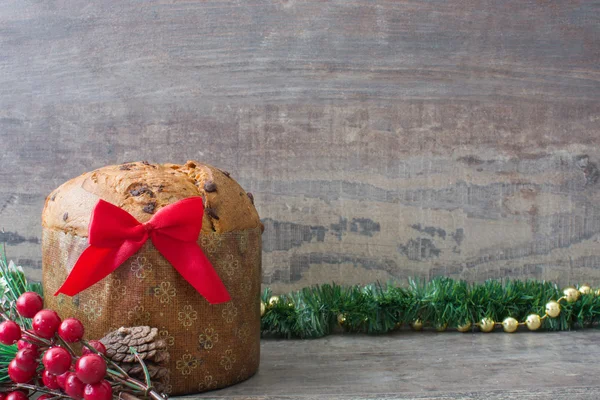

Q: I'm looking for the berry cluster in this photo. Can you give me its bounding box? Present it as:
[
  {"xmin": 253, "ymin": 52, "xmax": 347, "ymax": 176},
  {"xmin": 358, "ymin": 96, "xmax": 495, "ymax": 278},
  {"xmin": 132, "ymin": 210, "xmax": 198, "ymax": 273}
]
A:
[{"xmin": 0, "ymin": 292, "xmax": 112, "ymax": 400}]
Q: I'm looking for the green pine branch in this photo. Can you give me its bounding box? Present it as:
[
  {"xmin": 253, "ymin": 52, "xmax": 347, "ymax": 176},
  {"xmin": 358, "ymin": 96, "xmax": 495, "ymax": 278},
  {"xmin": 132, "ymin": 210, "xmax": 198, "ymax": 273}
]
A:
[{"xmin": 0, "ymin": 249, "xmax": 43, "ymax": 382}]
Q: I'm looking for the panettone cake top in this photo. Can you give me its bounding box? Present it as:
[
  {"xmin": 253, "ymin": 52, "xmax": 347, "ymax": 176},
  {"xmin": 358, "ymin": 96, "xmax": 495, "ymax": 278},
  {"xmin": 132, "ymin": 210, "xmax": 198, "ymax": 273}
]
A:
[{"xmin": 42, "ymin": 161, "xmax": 261, "ymax": 237}]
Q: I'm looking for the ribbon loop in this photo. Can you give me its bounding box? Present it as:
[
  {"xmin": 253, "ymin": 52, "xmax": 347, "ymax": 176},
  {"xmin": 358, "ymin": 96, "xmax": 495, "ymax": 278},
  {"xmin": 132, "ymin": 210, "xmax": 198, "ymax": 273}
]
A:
[{"xmin": 55, "ymin": 197, "xmax": 230, "ymax": 304}]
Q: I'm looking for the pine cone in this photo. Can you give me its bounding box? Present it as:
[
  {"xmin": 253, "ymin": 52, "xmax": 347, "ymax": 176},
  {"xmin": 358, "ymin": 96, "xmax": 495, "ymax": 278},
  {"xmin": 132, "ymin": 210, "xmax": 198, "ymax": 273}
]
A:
[
  {"xmin": 100, "ymin": 326, "xmax": 170, "ymax": 363},
  {"xmin": 100, "ymin": 326, "xmax": 171, "ymax": 393}
]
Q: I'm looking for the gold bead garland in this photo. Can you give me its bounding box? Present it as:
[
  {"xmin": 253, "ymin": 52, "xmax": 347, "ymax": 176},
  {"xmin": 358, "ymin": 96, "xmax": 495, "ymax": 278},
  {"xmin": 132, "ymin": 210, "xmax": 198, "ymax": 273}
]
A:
[
  {"xmin": 501, "ymin": 317, "xmax": 519, "ymax": 333},
  {"xmin": 525, "ymin": 314, "xmax": 542, "ymax": 331},
  {"xmin": 456, "ymin": 321, "xmax": 472, "ymax": 333},
  {"xmin": 545, "ymin": 301, "xmax": 560, "ymax": 318},
  {"xmin": 563, "ymin": 287, "xmax": 580, "ymax": 303},
  {"xmin": 479, "ymin": 318, "xmax": 495, "ymax": 333},
  {"xmin": 410, "ymin": 319, "xmax": 423, "ymax": 331},
  {"xmin": 268, "ymin": 295, "xmax": 280, "ymax": 306},
  {"xmin": 579, "ymin": 285, "xmax": 592, "ymax": 295}
]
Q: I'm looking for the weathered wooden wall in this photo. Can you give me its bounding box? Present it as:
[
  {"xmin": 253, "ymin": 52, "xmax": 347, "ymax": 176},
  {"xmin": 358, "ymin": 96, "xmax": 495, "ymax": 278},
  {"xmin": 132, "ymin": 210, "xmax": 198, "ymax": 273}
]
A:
[{"xmin": 1, "ymin": 0, "xmax": 599, "ymax": 293}]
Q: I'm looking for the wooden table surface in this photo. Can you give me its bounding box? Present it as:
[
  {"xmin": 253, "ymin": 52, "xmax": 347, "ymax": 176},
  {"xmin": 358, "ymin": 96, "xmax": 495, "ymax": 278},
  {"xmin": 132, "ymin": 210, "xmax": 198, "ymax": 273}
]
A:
[{"xmin": 190, "ymin": 330, "xmax": 600, "ymax": 399}]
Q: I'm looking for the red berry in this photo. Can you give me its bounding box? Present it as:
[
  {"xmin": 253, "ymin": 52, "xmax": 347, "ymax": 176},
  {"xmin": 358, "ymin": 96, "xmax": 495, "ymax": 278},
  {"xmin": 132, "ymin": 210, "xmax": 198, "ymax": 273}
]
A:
[
  {"xmin": 5, "ymin": 391, "xmax": 28, "ymax": 400},
  {"xmin": 17, "ymin": 340, "xmax": 37, "ymax": 352},
  {"xmin": 0, "ymin": 393, "xmax": 6, "ymax": 400},
  {"xmin": 0, "ymin": 321, "xmax": 22, "ymax": 345},
  {"xmin": 42, "ymin": 346, "xmax": 72, "ymax": 375},
  {"xmin": 32, "ymin": 310, "xmax": 61, "ymax": 339},
  {"xmin": 16, "ymin": 292, "xmax": 43, "ymax": 318},
  {"xmin": 42, "ymin": 369, "xmax": 60, "ymax": 389},
  {"xmin": 56, "ymin": 371, "xmax": 71, "ymax": 389},
  {"xmin": 65, "ymin": 373, "xmax": 86, "ymax": 399},
  {"xmin": 58, "ymin": 318, "xmax": 84, "ymax": 343},
  {"xmin": 75, "ymin": 354, "xmax": 107, "ymax": 385},
  {"xmin": 8, "ymin": 359, "xmax": 35, "ymax": 383},
  {"xmin": 82, "ymin": 340, "xmax": 106, "ymax": 356},
  {"xmin": 14, "ymin": 348, "xmax": 38, "ymax": 373},
  {"xmin": 84, "ymin": 380, "xmax": 112, "ymax": 400}
]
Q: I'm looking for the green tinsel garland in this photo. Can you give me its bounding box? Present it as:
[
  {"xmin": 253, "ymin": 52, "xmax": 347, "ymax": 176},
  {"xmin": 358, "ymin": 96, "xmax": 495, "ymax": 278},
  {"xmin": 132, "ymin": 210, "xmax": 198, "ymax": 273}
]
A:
[{"xmin": 260, "ymin": 278, "xmax": 600, "ymax": 339}]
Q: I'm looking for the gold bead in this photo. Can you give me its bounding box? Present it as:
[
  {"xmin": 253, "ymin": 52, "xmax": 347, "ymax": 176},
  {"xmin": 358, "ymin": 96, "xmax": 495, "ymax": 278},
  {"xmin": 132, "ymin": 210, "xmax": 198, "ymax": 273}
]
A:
[
  {"xmin": 260, "ymin": 302, "xmax": 266, "ymax": 317},
  {"xmin": 525, "ymin": 314, "xmax": 542, "ymax": 331},
  {"xmin": 268, "ymin": 296, "xmax": 280, "ymax": 306},
  {"xmin": 563, "ymin": 287, "xmax": 580, "ymax": 303},
  {"xmin": 287, "ymin": 302, "xmax": 294, "ymax": 308},
  {"xmin": 595, "ymin": 289, "xmax": 600, "ymax": 297},
  {"xmin": 337, "ymin": 314, "xmax": 346, "ymax": 326},
  {"xmin": 579, "ymin": 285, "xmax": 592, "ymax": 295},
  {"xmin": 435, "ymin": 322, "xmax": 448, "ymax": 332},
  {"xmin": 410, "ymin": 319, "xmax": 423, "ymax": 331},
  {"xmin": 479, "ymin": 318, "xmax": 495, "ymax": 333},
  {"xmin": 502, "ymin": 317, "xmax": 518, "ymax": 333},
  {"xmin": 456, "ymin": 321, "xmax": 472, "ymax": 332},
  {"xmin": 545, "ymin": 301, "xmax": 561, "ymax": 318},
  {"xmin": 394, "ymin": 322, "xmax": 403, "ymax": 330}
]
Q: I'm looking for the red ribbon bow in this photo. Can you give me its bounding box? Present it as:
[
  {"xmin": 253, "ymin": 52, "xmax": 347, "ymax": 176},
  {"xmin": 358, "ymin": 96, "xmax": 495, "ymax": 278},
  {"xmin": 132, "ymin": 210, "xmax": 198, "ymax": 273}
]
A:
[{"xmin": 55, "ymin": 197, "xmax": 230, "ymax": 304}]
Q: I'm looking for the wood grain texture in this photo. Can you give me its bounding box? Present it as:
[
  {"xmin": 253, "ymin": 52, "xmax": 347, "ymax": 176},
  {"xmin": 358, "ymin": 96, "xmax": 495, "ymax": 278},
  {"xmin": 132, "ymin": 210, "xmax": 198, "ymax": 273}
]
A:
[
  {"xmin": 192, "ymin": 331, "xmax": 600, "ymax": 399},
  {"xmin": 0, "ymin": 0, "xmax": 599, "ymax": 290}
]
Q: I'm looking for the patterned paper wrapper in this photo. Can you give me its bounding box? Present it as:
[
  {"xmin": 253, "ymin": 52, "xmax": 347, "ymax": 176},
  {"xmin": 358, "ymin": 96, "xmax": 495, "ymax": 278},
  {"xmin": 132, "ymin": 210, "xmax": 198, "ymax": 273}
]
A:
[{"xmin": 42, "ymin": 226, "xmax": 262, "ymax": 396}]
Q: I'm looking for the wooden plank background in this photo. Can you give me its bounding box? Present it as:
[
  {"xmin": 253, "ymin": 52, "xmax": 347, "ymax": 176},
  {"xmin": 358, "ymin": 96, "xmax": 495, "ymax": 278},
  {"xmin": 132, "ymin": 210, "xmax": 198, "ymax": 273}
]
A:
[{"xmin": 0, "ymin": 0, "xmax": 599, "ymax": 293}]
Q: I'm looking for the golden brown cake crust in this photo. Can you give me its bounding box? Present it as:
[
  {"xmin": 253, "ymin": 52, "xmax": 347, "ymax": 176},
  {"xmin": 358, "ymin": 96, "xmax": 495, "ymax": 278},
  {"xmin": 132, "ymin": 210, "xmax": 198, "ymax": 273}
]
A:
[{"xmin": 42, "ymin": 161, "xmax": 261, "ymax": 237}]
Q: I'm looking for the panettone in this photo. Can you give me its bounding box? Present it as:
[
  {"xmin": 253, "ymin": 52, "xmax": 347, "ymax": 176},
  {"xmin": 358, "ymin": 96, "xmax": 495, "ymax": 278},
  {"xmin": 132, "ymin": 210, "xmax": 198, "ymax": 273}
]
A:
[
  {"xmin": 42, "ymin": 161, "xmax": 261, "ymax": 235},
  {"xmin": 41, "ymin": 161, "xmax": 263, "ymax": 395}
]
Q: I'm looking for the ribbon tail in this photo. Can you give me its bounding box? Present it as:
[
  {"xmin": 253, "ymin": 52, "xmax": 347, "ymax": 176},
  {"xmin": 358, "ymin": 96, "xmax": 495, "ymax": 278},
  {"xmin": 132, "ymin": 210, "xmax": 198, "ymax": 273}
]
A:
[
  {"xmin": 55, "ymin": 246, "xmax": 117, "ymax": 296},
  {"xmin": 153, "ymin": 234, "xmax": 230, "ymax": 304}
]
